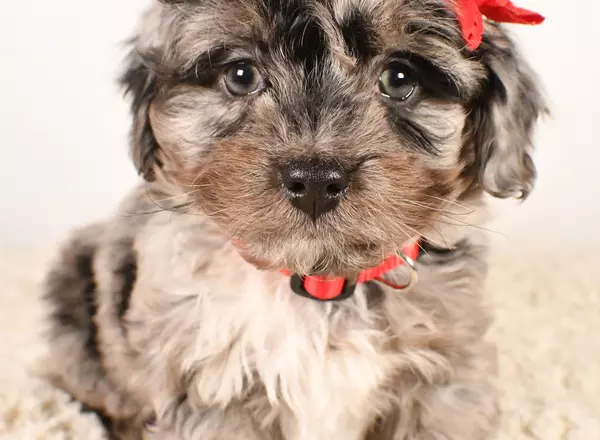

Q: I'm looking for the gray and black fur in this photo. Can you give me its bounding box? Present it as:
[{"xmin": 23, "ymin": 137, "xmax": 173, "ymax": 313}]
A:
[{"xmin": 43, "ymin": 1, "xmax": 546, "ymax": 439}]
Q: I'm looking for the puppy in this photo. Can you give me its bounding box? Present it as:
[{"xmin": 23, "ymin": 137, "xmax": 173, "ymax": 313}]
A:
[{"xmin": 42, "ymin": 0, "xmax": 546, "ymax": 439}]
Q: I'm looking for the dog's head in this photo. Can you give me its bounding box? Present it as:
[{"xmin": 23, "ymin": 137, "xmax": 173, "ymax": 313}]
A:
[{"xmin": 120, "ymin": 0, "xmax": 546, "ymax": 276}]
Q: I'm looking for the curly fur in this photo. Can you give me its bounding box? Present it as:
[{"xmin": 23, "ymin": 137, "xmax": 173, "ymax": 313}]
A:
[{"xmin": 42, "ymin": 0, "xmax": 546, "ymax": 439}]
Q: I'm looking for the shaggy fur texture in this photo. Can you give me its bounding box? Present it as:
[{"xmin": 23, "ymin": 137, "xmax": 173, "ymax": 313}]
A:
[{"xmin": 42, "ymin": 0, "xmax": 546, "ymax": 439}]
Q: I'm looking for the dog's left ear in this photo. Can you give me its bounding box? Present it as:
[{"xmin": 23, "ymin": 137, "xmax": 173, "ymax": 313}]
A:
[{"xmin": 466, "ymin": 23, "xmax": 548, "ymax": 200}]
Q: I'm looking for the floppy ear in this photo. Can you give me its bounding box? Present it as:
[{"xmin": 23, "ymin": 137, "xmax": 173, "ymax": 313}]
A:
[
  {"xmin": 119, "ymin": 47, "xmax": 162, "ymax": 181},
  {"xmin": 466, "ymin": 23, "xmax": 548, "ymax": 200}
]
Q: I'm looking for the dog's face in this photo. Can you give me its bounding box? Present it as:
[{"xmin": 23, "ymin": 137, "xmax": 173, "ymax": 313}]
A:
[{"xmin": 121, "ymin": 0, "xmax": 545, "ymax": 276}]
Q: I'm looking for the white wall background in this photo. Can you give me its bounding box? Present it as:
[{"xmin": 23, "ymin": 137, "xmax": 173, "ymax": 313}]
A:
[{"xmin": 1, "ymin": 0, "xmax": 598, "ymax": 249}]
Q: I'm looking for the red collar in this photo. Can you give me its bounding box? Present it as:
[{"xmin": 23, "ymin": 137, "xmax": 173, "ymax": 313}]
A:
[{"xmin": 280, "ymin": 241, "xmax": 421, "ymax": 301}]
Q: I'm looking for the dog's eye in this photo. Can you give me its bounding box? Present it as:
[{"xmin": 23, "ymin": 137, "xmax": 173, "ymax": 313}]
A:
[
  {"xmin": 223, "ymin": 62, "xmax": 264, "ymax": 96},
  {"xmin": 379, "ymin": 62, "xmax": 417, "ymax": 101}
]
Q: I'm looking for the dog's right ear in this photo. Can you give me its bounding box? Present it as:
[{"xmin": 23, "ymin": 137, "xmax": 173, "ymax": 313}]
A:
[{"xmin": 119, "ymin": 47, "xmax": 162, "ymax": 181}]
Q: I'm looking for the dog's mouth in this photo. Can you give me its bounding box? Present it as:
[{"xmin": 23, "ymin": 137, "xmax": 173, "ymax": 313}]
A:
[{"xmin": 230, "ymin": 233, "xmax": 419, "ymax": 276}]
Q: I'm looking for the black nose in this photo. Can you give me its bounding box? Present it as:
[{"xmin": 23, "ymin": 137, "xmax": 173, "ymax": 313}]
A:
[{"xmin": 279, "ymin": 158, "xmax": 350, "ymax": 220}]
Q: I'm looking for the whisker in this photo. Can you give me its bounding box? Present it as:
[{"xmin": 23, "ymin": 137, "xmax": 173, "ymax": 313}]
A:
[
  {"xmin": 435, "ymin": 213, "xmax": 508, "ymax": 239},
  {"xmin": 115, "ymin": 185, "xmax": 197, "ymax": 218},
  {"xmin": 400, "ymin": 198, "xmax": 472, "ymax": 217},
  {"xmin": 414, "ymin": 195, "xmax": 476, "ymax": 215},
  {"xmin": 393, "ymin": 223, "xmax": 439, "ymax": 258}
]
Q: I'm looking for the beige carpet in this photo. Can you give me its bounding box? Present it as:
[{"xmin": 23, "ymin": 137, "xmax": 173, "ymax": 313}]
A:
[{"xmin": 1, "ymin": 245, "xmax": 599, "ymax": 440}]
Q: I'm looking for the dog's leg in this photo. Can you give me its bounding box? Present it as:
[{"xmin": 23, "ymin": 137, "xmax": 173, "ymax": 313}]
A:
[
  {"xmin": 144, "ymin": 399, "xmax": 276, "ymax": 440},
  {"xmin": 408, "ymin": 342, "xmax": 499, "ymax": 440},
  {"xmin": 369, "ymin": 345, "xmax": 498, "ymax": 440},
  {"xmin": 42, "ymin": 225, "xmax": 142, "ymax": 436},
  {"xmin": 409, "ymin": 382, "xmax": 498, "ymax": 439},
  {"xmin": 279, "ymin": 407, "xmax": 371, "ymax": 440}
]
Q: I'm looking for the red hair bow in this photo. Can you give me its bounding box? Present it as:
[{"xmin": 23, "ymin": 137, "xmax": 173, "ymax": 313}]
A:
[{"xmin": 453, "ymin": 0, "xmax": 545, "ymax": 50}]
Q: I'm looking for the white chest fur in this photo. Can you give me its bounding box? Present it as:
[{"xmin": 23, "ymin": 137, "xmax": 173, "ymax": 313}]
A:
[
  {"xmin": 135, "ymin": 221, "xmax": 417, "ymax": 439},
  {"xmin": 191, "ymin": 272, "xmax": 393, "ymax": 440}
]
